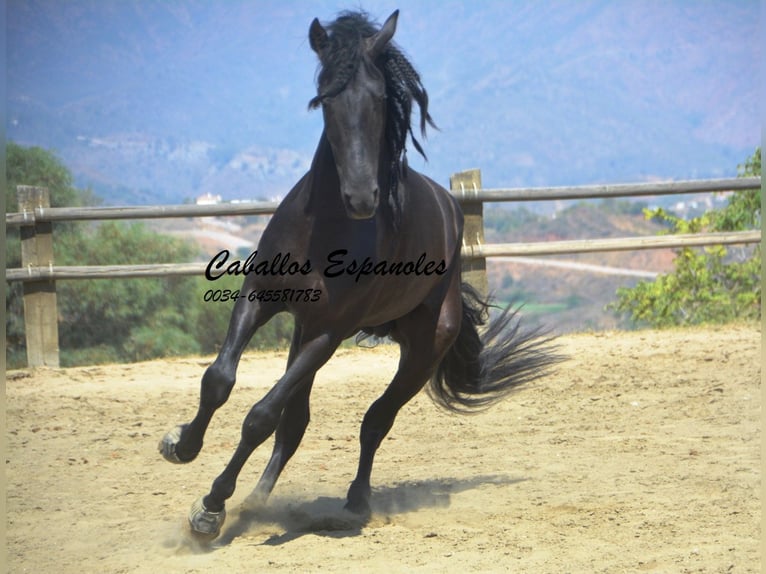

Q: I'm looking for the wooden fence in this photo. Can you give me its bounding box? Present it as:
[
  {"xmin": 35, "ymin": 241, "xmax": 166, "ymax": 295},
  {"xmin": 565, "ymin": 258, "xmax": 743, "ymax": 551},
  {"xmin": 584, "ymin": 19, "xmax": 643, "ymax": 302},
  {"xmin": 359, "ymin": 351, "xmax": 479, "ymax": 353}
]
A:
[{"xmin": 6, "ymin": 170, "xmax": 762, "ymax": 367}]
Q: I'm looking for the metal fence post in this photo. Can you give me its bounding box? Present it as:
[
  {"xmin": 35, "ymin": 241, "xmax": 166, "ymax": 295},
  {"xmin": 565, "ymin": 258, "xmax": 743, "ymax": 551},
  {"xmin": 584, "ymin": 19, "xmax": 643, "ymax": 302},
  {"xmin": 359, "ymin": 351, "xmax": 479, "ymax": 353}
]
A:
[
  {"xmin": 450, "ymin": 169, "xmax": 488, "ymax": 298},
  {"xmin": 17, "ymin": 186, "xmax": 60, "ymax": 367}
]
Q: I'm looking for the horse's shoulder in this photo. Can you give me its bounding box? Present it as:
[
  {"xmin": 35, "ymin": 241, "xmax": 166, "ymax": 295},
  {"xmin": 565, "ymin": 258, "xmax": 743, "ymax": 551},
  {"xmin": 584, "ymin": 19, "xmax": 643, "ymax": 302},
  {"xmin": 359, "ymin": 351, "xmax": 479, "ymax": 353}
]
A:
[{"xmin": 404, "ymin": 169, "xmax": 461, "ymax": 212}]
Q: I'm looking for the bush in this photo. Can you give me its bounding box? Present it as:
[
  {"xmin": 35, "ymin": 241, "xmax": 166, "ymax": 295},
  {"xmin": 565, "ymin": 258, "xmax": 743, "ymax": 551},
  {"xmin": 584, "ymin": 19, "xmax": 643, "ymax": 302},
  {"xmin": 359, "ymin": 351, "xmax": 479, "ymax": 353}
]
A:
[{"xmin": 609, "ymin": 148, "xmax": 761, "ymax": 328}]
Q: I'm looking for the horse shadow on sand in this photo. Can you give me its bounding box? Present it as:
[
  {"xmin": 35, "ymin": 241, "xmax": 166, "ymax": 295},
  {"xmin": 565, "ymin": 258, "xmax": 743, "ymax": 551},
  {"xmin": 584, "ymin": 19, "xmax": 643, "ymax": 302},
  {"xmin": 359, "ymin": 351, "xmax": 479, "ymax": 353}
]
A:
[{"xmin": 206, "ymin": 474, "xmax": 527, "ymax": 548}]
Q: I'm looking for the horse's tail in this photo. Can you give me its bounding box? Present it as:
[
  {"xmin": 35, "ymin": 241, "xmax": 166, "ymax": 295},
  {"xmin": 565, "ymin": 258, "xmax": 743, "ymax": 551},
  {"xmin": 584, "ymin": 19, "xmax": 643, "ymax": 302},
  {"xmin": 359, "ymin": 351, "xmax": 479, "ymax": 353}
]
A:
[{"xmin": 427, "ymin": 283, "xmax": 563, "ymax": 413}]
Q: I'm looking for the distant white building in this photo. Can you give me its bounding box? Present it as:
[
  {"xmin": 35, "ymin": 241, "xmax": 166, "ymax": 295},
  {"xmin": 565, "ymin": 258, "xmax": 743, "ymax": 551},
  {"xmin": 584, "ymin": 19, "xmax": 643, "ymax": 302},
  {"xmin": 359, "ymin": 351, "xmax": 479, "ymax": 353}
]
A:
[{"xmin": 196, "ymin": 193, "xmax": 222, "ymax": 205}]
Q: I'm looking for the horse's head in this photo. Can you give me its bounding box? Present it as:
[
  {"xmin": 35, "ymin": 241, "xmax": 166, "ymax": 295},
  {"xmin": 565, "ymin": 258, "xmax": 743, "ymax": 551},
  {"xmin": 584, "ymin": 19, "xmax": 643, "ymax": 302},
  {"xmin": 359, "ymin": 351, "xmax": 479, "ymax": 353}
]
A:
[{"xmin": 309, "ymin": 11, "xmax": 399, "ymax": 220}]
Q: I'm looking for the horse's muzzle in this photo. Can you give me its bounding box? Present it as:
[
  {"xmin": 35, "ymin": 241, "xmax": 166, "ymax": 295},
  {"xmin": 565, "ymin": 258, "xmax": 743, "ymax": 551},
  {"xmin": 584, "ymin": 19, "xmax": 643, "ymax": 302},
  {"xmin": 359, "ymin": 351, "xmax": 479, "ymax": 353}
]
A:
[{"xmin": 343, "ymin": 187, "xmax": 379, "ymax": 219}]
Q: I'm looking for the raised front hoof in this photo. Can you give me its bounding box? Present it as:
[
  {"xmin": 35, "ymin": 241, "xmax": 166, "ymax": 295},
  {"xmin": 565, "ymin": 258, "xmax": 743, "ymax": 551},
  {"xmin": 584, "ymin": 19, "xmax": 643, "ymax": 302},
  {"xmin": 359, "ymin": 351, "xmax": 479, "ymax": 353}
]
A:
[
  {"xmin": 188, "ymin": 496, "xmax": 226, "ymax": 540},
  {"xmin": 158, "ymin": 424, "xmax": 197, "ymax": 464}
]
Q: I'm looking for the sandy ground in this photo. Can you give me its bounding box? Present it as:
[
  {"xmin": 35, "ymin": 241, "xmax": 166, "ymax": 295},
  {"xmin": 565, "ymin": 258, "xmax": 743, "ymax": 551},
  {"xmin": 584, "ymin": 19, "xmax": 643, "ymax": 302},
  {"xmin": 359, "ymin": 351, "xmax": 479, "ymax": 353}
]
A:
[{"xmin": 6, "ymin": 324, "xmax": 761, "ymax": 573}]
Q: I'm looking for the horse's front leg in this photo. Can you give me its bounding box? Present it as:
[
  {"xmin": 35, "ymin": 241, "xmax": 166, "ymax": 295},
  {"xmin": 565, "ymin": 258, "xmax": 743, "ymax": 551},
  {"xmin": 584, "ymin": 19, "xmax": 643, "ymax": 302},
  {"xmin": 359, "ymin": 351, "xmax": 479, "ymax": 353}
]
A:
[
  {"xmin": 159, "ymin": 296, "xmax": 281, "ymax": 464},
  {"xmin": 188, "ymin": 331, "xmax": 342, "ymax": 538}
]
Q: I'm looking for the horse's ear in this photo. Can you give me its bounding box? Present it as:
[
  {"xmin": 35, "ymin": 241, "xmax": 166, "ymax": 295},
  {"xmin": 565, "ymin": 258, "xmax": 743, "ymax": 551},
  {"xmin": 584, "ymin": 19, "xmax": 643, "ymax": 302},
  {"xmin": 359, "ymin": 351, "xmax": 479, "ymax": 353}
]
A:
[
  {"xmin": 367, "ymin": 9, "xmax": 398, "ymax": 58},
  {"xmin": 309, "ymin": 17, "xmax": 329, "ymax": 56}
]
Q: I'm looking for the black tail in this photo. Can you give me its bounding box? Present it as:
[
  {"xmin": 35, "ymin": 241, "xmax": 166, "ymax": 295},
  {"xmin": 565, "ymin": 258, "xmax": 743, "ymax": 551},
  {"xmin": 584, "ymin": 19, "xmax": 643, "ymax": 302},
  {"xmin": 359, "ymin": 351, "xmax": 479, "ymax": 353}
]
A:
[{"xmin": 427, "ymin": 283, "xmax": 564, "ymax": 413}]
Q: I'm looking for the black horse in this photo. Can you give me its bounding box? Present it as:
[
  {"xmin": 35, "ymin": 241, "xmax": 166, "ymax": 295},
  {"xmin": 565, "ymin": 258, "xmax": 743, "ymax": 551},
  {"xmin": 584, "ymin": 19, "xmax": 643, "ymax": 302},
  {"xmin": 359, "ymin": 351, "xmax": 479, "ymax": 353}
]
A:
[{"xmin": 160, "ymin": 9, "xmax": 560, "ymax": 538}]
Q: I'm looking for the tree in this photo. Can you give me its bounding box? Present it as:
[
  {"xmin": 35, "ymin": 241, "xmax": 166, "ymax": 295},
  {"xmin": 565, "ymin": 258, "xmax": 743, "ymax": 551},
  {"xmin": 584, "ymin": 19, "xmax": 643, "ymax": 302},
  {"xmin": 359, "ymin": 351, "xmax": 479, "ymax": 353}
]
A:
[
  {"xmin": 6, "ymin": 144, "xmax": 201, "ymax": 366},
  {"xmin": 6, "ymin": 143, "xmax": 86, "ymax": 212},
  {"xmin": 55, "ymin": 222, "xmax": 203, "ymax": 365},
  {"xmin": 609, "ymin": 148, "xmax": 761, "ymax": 328}
]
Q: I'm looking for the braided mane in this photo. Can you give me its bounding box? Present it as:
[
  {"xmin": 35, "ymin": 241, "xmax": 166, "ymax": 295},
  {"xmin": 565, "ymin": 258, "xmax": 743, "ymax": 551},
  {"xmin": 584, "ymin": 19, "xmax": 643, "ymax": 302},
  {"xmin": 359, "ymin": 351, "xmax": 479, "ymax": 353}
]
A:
[{"xmin": 308, "ymin": 11, "xmax": 436, "ymax": 223}]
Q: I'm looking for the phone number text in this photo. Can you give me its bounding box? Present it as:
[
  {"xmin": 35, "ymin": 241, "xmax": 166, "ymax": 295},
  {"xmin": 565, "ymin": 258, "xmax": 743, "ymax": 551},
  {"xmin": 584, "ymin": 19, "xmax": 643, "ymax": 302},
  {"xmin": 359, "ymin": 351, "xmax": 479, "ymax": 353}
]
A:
[{"xmin": 203, "ymin": 288, "xmax": 322, "ymax": 304}]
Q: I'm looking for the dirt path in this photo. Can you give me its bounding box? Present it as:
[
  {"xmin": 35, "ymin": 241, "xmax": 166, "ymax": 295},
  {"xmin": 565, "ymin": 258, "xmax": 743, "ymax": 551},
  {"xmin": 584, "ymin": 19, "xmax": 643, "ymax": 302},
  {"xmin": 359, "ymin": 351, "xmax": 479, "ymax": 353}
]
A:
[{"xmin": 6, "ymin": 325, "xmax": 761, "ymax": 573}]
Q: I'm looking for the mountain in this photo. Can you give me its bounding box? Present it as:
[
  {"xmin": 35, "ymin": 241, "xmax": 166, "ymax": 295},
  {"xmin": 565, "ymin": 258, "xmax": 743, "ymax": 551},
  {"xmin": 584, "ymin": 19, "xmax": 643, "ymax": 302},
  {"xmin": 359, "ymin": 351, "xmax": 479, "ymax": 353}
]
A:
[
  {"xmin": 6, "ymin": 1, "xmax": 759, "ymax": 205},
  {"xmin": 483, "ymin": 201, "xmax": 678, "ymax": 333}
]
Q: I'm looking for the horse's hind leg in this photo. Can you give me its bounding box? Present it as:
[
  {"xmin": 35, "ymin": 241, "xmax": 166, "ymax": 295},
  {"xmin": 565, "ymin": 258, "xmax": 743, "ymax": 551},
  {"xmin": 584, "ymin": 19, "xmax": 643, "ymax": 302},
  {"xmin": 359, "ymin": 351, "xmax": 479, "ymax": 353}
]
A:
[
  {"xmin": 346, "ymin": 290, "xmax": 462, "ymax": 516},
  {"xmin": 159, "ymin": 297, "xmax": 280, "ymax": 464}
]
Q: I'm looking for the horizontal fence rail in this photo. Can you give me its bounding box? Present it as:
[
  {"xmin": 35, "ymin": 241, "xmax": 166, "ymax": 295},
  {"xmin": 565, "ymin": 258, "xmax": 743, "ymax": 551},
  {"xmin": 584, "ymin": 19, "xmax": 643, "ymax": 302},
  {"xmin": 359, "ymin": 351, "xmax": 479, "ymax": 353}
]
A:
[
  {"xmin": 6, "ymin": 231, "xmax": 761, "ymax": 282},
  {"xmin": 5, "ymin": 173, "xmax": 762, "ymax": 366},
  {"xmin": 463, "ymin": 230, "xmax": 761, "ymax": 259},
  {"xmin": 450, "ymin": 177, "xmax": 761, "ymax": 202},
  {"xmin": 6, "ymin": 177, "xmax": 760, "ymax": 227},
  {"xmin": 5, "ymin": 200, "xmax": 281, "ymax": 226}
]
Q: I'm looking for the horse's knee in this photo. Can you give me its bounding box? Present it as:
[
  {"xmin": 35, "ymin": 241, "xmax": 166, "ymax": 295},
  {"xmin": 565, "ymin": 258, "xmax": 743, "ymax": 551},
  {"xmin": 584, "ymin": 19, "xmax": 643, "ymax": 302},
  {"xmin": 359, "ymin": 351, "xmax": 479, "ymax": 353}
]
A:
[
  {"xmin": 200, "ymin": 364, "xmax": 236, "ymax": 409},
  {"xmin": 241, "ymin": 403, "xmax": 281, "ymax": 447}
]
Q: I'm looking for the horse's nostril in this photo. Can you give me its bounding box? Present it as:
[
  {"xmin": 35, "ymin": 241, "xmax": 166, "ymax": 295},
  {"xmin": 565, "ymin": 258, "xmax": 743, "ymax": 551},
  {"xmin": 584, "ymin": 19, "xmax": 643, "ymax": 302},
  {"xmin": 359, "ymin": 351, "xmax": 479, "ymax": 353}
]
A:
[{"xmin": 342, "ymin": 187, "xmax": 379, "ymax": 216}]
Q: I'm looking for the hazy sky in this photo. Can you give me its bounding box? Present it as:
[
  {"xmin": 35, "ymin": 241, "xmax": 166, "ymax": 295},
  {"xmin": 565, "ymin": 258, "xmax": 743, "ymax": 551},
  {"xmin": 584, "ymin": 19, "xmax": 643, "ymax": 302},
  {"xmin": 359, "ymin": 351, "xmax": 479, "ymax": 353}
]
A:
[{"xmin": 6, "ymin": 1, "xmax": 760, "ymax": 201}]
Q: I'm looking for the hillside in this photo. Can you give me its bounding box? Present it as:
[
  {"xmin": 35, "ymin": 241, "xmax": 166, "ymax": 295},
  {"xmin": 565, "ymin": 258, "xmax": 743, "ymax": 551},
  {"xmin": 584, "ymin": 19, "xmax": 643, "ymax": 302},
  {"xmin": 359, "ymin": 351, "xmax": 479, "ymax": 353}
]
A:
[
  {"xmin": 483, "ymin": 201, "xmax": 677, "ymax": 333},
  {"xmin": 7, "ymin": 2, "xmax": 757, "ymax": 205}
]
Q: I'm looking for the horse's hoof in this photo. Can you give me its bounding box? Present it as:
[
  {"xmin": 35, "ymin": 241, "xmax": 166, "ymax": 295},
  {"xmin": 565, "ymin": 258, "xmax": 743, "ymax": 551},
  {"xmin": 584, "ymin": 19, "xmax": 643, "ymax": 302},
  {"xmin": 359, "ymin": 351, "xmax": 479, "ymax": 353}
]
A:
[
  {"xmin": 345, "ymin": 481, "xmax": 372, "ymax": 517},
  {"xmin": 344, "ymin": 496, "xmax": 372, "ymax": 518},
  {"xmin": 189, "ymin": 496, "xmax": 226, "ymax": 539},
  {"xmin": 158, "ymin": 424, "xmax": 192, "ymax": 463}
]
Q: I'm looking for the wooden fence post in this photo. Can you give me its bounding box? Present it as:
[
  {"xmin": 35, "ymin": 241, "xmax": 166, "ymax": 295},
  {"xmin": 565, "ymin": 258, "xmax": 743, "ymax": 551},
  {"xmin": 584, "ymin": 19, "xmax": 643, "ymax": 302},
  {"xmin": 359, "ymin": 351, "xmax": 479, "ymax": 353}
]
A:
[
  {"xmin": 17, "ymin": 186, "xmax": 60, "ymax": 367},
  {"xmin": 450, "ymin": 169, "xmax": 488, "ymax": 298}
]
